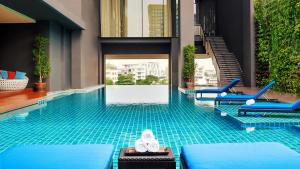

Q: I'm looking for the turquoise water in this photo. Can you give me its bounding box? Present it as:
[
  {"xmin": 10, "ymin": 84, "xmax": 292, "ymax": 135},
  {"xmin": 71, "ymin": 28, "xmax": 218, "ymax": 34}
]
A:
[{"xmin": 0, "ymin": 86, "xmax": 300, "ymax": 168}]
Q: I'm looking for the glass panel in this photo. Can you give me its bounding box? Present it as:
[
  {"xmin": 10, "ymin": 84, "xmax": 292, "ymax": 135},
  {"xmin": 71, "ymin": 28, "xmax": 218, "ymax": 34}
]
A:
[
  {"xmin": 101, "ymin": 0, "xmax": 122, "ymax": 37},
  {"xmin": 126, "ymin": 0, "xmax": 143, "ymax": 37},
  {"xmin": 101, "ymin": 0, "xmax": 172, "ymax": 37},
  {"xmin": 143, "ymin": 0, "xmax": 171, "ymax": 37}
]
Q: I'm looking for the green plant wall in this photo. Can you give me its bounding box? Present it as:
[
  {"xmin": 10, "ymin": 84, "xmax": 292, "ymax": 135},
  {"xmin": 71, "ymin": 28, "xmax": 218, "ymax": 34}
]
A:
[{"xmin": 255, "ymin": 0, "xmax": 300, "ymax": 94}]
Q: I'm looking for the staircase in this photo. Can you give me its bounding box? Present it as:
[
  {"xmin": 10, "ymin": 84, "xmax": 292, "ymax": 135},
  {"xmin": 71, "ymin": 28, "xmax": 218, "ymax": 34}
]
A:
[{"xmin": 206, "ymin": 37, "xmax": 244, "ymax": 87}]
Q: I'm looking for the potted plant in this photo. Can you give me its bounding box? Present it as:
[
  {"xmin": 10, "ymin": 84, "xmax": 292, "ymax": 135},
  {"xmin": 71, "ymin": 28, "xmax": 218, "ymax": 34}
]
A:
[
  {"xmin": 32, "ymin": 35, "xmax": 50, "ymax": 92},
  {"xmin": 183, "ymin": 44, "xmax": 196, "ymax": 89}
]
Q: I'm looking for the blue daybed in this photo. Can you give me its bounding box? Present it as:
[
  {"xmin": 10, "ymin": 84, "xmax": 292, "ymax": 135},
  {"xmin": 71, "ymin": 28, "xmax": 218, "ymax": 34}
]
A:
[
  {"xmin": 195, "ymin": 78, "xmax": 240, "ymax": 98},
  {"xmin": 0, "ymin": 144, "xmax": 114, "ymax": 169},
  {"xmin": 238, "ymin": 99, "xmax": 300, "ymax": 116},
  {"xmin": 181, "ymin": 142, "xmax": 300, "ymax": 169},
  {"xmin": 214, "ymin": 81, "xmax": 276, "ymax": 105}
]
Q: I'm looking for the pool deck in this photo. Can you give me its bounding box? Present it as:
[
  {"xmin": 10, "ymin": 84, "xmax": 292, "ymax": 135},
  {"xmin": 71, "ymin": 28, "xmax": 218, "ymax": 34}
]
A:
[{"xmin": 0, "ymin": 88, "xmax": 47, "ymax": 114}]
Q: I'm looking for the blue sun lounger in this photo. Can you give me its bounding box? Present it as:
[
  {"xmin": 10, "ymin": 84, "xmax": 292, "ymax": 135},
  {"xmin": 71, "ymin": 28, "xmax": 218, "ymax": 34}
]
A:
[
  {"xmin": 180, "ymin": 142, "xmax": 300, "ymax": 169},
  {"xmin": 214, "ymin": 81, "xmax": 275, "ymax": 105},
  {"xmin": 0, "ymin": 144, "xmax": 114, "ymax": 169},
  {"xmin": 195, "ymin": 78, "xmax": 240, "ymax": 98},
  {"xmin": 238, "ymin": 99, "xmax": 300, "ymax": 116}
]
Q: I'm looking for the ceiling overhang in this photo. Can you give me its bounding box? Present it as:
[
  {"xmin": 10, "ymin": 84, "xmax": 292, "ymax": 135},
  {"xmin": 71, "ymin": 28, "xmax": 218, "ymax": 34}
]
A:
[
  {"xmin": 0, "ymin": 4, "xmax": 36, "ymax": 23},
  {"xmin": 0, "ymin": 0, "xmax": 85, "ymax": 30}
]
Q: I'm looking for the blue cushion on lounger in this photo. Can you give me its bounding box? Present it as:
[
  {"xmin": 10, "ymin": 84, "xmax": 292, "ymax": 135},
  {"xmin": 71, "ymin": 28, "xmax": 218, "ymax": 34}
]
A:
[
  {"xmin": 196, "ymin": 88, "xmax": 222, "ymax": 93},
  {"xmin": 181, "ymin": 142, "xmax": 300, "ymax": 169},
  {"xmin": 241, "ymin": 103, "xmax": 294, "ymax": 109},
  {"xmin": 0, "ymin": 70, "xmax": 8, "ymax": 79},
  {"xmin": 216, "ymin": 94, "xmax": 255, "ymax": 100},
  {"xmin": 0, "ymin": 144, "xmax": 114, "ymax": 169},
  {"xmin": 14, "ymin": 71, "xmax": 26, "ymax": 79}
]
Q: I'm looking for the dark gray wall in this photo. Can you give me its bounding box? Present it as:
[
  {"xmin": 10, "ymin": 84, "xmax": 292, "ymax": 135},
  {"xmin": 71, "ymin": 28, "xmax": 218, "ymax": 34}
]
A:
[
  {"xmin": 48, "ymin": 21, "xmax": 72, "ymax": 91},
  {"xmin": 215, "ymin": 0, "xmax": 255, "ymax": 86},
  {"xmin": 71, "ymin": 0, "xmax": 100, "ymax": 88},
  {"xmin": 0, "ymin": 21, "xmax": 72, "ymax": 91},
  {"xmin": 0, "ymin": 22, "xmax": 48, "ymax": 88},
  {"xmin": 216, "ymin": 0, "xmax": 243, "ymax": 62}
]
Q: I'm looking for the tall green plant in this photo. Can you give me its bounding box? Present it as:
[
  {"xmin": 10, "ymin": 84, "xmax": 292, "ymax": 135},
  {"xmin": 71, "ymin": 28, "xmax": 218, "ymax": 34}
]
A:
[
  {"xmin": 255, "ymin": 0, "xmax": 300, "ymax": 94},
  {"xmin": 183, "ymin": 45, "xmax": 196, "ymax": 82},
  {"xmin": 32, "ymin": 35, "xmax": 50, "ymax": 83}
]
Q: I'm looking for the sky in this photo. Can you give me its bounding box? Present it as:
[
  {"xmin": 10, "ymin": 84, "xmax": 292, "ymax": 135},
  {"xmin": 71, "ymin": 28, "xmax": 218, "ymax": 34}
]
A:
[{"xmin": 106, "ymin": 59, "xmax": 168, "ymax": 69}]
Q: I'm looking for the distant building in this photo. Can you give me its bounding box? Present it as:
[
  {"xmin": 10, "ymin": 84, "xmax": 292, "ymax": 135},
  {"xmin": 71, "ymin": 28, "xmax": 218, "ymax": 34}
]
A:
[
  {"xmin": 106, "ymin": 64, "xmax": 119, "ymax": 83},
  {"xmin": 106, "ymin": 62, "xmax": 167, "ymax": 83},
  {"xmin": 148, "ymin": 5, "xmax": 164, "ymax": 37}
]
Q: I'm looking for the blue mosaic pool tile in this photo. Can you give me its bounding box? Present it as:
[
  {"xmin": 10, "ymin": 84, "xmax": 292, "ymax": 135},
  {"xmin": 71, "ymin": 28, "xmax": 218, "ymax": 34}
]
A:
[
  {"xmin": 0, "ymin": 87, "xmax": 299, "ymax": 168},
  {"xmin": 216, "ymin": 103, "xmax": 300, "ymax": 129}
]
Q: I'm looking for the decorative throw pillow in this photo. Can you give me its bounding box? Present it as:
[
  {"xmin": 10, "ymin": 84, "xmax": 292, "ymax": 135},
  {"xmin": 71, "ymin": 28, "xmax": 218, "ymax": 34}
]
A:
[
  {"xmin": 7, "ymin": 71, "xmax": 16, "ymax": 79},
  {"xmin": 14, "ymin": 71, "xmax": 26, "ymax": 79},
  {"xmin": 0, "ymin": 70, "xmax": 8, "ymax": 79}
]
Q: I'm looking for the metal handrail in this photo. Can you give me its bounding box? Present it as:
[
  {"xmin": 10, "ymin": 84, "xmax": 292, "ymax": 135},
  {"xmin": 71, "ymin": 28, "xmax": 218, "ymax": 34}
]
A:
[{"xmin": 205, "ymin": 39, "xmax": 221, "ymax": 86}]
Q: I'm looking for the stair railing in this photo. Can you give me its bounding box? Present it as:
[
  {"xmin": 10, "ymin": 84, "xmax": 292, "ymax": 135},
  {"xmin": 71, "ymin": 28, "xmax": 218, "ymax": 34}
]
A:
[{"xmin": 205, "ymin": 39, "xmax": 221, "ymax": 86}]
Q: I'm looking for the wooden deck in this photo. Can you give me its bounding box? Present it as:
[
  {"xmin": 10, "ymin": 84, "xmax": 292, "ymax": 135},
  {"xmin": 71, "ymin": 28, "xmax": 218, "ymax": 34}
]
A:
[{"xmin": 0, "ymin": 88, "xmax": 47, "ymax": 114}]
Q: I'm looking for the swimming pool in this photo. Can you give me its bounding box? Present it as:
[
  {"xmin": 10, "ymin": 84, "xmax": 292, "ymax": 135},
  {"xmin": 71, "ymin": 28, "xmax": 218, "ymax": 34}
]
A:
[{"xmin": 0, "ymin": 86, "xmax": 300, "ymax": 168}]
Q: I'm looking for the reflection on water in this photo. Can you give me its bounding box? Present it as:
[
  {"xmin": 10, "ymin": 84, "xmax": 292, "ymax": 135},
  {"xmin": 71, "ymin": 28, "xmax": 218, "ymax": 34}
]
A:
[{"xmin": 105, "ymin": 85, "xmax": 169, "ymax": 104}]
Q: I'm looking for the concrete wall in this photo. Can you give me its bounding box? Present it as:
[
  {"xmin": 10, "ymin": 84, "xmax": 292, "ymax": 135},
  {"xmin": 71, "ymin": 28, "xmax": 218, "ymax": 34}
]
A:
[
  {"xmin": 215, "ymin": 0, "xmax": 255, "ymax": 86},
  {"xmin": 61, "ymin": 0, "xmax": 100, "ymax": 89},
  {"xmin": 179, "ymin": 0, "xmax": 194, "ymax": 87},
  {"xmin": 48, "ymin": 21, "xmax": 72, "ymax": 91},
  {"xmin": 56, "ymin": 0, "xmax": 82, "ymax": 17},
  {"xmin": 242, "ymin": 0, "xmax": 255, "ymax": 87},
  {"xmin": 81, "ymin": 0, "xmax": 100, "ymax": 87}
]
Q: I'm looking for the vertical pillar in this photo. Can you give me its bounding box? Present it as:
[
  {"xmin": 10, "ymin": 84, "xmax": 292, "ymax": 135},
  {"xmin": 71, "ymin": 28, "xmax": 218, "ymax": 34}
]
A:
[
  {"xmin": 71, "ymin": 30, "xmax": 84, "ymax": 89},
  {"xmin": 249, "ymin": 0, "xmax": 256, "ymax": 87},
  {"xmin": 179, "ymin": 0, "xmax": 194, "ymax": 87}
]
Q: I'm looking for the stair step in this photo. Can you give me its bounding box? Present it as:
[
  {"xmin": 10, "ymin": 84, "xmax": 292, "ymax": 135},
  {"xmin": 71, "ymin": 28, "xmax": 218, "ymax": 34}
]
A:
[{"xmin": 206, "ymin": 36, "xmax": 245, "ymax": 87}]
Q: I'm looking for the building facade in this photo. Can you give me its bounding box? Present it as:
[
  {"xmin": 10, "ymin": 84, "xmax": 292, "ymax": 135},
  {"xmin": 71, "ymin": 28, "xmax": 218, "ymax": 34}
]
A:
[{"xmin": 0, "ymin": 0, "xmax": 255, "ymax": 91}]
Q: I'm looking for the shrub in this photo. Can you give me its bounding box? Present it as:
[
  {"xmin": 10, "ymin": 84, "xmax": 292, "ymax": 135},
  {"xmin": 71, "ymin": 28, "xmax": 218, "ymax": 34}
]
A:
[
  {"xmin": 183, "ymin": 45, "xmax": 196, "ymax": 82},
  {"xmin": 255, "ymin": 0, "xmax": 300, "ymax": 94},
  {"xmin": 32, "ymin": 35, "xmax": 50, "ymax": 83}
]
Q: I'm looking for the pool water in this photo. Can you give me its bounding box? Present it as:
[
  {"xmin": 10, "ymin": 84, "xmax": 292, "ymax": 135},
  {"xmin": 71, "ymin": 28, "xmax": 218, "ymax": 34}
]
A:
[{"xmin": 0, "ymin": 86, "xmax": 300, "ymax": 168}]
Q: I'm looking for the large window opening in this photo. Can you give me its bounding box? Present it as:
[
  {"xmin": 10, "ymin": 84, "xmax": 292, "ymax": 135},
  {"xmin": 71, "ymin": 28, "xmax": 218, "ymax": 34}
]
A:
[
  {"xmin": 195, "ymin": 54, "xmax": 218, "ymax": 86},
  {"xmin": 101, "ymin": 0, "xmax": 172, "ymax": 37},
  {"xmin": 105, "ymin": 55, "xmax": 169, "ymax": 85}
]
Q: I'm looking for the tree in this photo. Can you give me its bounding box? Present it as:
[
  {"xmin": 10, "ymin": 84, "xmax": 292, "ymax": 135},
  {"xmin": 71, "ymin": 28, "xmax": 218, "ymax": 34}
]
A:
[
  {"xmin": 106, "ymin": 78, "xmax": 114, "ymax": 85},
  {"xmin": 159, "ymin": 79, "xmax": 168, "ymax": 85},
  {"xmin": 183, "ymin": 45, "xmax": 196, "ymax": 83},
  {"xmin": 116, "ymin": 74, "xmax": 135, "ymax": 85},
  {"xmin": 136, "ymin": 75, "xmax": 160, "ymax": 85},
  {"xmin": 144, "ymin": 75, "xmax": 160, "ymax": 84},
  {"xmin": 32, "ymin": 35, "xmax": 50, "ymax": 83}
]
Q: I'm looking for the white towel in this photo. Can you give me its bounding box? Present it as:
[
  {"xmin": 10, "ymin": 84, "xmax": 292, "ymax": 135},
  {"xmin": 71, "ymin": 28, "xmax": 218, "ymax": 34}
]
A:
[
  {"xmin": 141, "ymin": 129, "xmax": 154, "ymax": 143},
  {"xmin": 147, "ymin": 139, "xmax": 160, "ymax": 152},
  {"xmin": 220, "ymin": 112, "xmax": 227, "ymax": 117},
  {"xmin": 221, "ymin": 92, "xmax": 227, "ymax": 97},
  {"xmin": 246, "ymin": 127, "xmax": 255, "ymax": 133},
  {"xmin": 135, "ymin": 139, "xmax": 147, "ymax": 152},
  {"xmin": 246, "ymin": 99, "xmax": 255, "ymax": 105}
]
